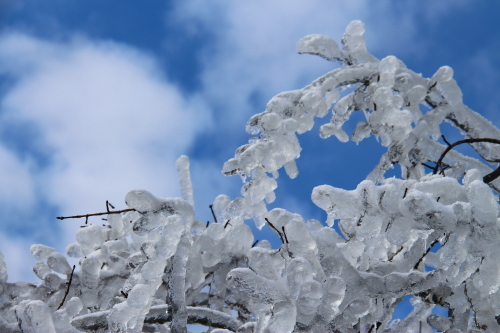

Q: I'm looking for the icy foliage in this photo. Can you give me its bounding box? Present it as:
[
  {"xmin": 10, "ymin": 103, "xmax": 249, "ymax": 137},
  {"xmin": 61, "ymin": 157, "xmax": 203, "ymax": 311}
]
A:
[{"xmin": 2, "ymin": 21, "xmax": 500, "ymax": 332}]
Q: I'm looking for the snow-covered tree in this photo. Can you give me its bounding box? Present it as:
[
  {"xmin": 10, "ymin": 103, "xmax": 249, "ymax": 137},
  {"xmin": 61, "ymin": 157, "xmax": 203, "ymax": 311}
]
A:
[{"xmin": 2, "ymin": 20, "xmax": 500, "ymax": 333}]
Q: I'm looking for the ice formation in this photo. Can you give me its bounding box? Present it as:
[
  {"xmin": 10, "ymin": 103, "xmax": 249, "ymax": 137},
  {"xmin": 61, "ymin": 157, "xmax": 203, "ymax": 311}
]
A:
[{"xmin": 1, "ymin": 21, "xmax": 500, "ymax": 332}]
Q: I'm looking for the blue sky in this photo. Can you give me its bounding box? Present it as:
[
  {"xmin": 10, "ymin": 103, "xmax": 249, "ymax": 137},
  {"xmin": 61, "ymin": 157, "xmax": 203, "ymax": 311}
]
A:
[{"xmin": 0, "ymin": 1, "xmax": 499, "ymax": 300}]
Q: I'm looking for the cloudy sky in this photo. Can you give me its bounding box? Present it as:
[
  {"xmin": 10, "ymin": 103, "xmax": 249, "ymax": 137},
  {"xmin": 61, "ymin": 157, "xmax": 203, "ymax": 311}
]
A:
[{"xmin": 0, "ymin": 1, "xmax": 499, "ymax": 310}]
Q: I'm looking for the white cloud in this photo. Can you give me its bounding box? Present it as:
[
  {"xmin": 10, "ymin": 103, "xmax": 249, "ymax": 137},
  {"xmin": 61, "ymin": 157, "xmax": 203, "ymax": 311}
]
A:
[
  {"xmin": 170, "ymin": 0, "xmax": 475, "ymax": 132},
  {"xmin": 0, "ymin": 145, "xmax": 35, "ymax": 210},
  {"xmin": 0, "ymin": 233, "xmax": 37, "ymax": 283},
  {"xmin": 0, "ymin": 33, "xmax": 210, "ymax": 281}
]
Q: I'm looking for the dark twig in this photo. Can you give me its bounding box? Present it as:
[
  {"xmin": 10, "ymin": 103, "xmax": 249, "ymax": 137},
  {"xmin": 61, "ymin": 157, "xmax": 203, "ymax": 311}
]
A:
[
  {"xmin": 441, "ymin": 135, "xmax": 452, "ymax": 147},
  {"xmin": 403, "ymin": 188, "xmax": 408, "ymax": 199},
  {"xmin": 433, "ymin": 138, "xmax": 500, "ymax": 183},
  {"xmin": 413, "ymin": 237, "xmax": 441, "ymax": 270},
  {"xmin": 57, "ymin": 265, "xmax": 76, "ymax": 310},
  {"xmin": 484, "ymin": 165, "xmax": 500, "ymax": 183},
  {"xmin": 252, "ymin": 240, "xmax": 259, "ymax": 247},
  {"xmin": 224, "ymin": 220, "xmax": 232, "ymax": 229},
  {"xmin": 57, "ymin": 208, "xmax": 136, "ymax": 220},
  {"xmin": 281, "ymin": 226, "xmax": 289, "ymax": 244},
  {"xmin": 206, "ymin": 221, "xmax": 210, "ymax": 228},
  {"xmin": 265, "ymin": 218, "xmax": 284, "ymax": 244},
  {"xmin": 209, "ymin": 205, "xmax": 218, "ymax": 223},
  {"xmin": 388, "ymin": 246, "xmax": 403, "ymax": 262}
]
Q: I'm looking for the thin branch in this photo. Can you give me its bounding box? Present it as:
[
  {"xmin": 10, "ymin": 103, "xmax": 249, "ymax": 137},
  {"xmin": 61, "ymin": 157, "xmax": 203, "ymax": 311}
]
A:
[
  {"xmin": 281, "ymin": 226, "xmax": 289, "ymax": 244},
  {"xmin": 413, "ymin": 237, "xmax": 441, "ymax": 270},
  {"xmin": 252, "ymin": 240, "xmax": 259, "ymax": 247},
  {"xmin": 433, "ymin": 138, "xmax": 500, "ymax": 182},
  {"xmin": 57, "ymin": 208, "xmax": 137, "ymax": 220},
  {"xmin": 484, "ymin": 165, "xmax": 500, "ymax": 183},
  {"xmin": 441, "ymin": 135, "xmax": 452, "ymax": 147},
  {"xmin": 224, "ymin": 220, "xmax": 232, "ymax": 229},
  {"xmin": 265, "ymin": 218, "xmax": 284, "ymax": 244},
  {"xmin": 106, "ymin": 200, "xmax": 115, "ymax": 212},
  {"xmin": 388, "ymin": 246, "xmax": 403, "ymax": 262},
  {"xmin": 209, "ymin": 204, "xmax": 218, "ymax": 223},
  {"xmin": 57, "ymin": 265, "xmax": 76, "ymax": 310}
]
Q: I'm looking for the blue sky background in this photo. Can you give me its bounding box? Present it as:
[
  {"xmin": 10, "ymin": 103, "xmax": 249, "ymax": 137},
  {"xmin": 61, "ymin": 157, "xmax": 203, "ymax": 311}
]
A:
[{"xmin": 0, "ymin": 1, "xmax": 499, "ymax": 322}]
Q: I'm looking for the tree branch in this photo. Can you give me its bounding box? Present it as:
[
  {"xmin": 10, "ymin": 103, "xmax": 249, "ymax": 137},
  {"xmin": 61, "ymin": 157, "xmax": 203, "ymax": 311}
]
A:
[
  {"xmin": 57, "ymin": 265, "xmax": 76, "ymax": 310},
  {"xmin": 433, "ymin": 138, "xmax": 500, "ymax": 182},
  {"xmin": 265, "ymin": 218, "xmax": 284, "ymax": 244},
  {"xmin": 56, "ymin": 208, "xmax": 137, "ymax": 220},
  {"xmin": 71, "ymin": 305, "xmax": 242, "ymax": 332}
]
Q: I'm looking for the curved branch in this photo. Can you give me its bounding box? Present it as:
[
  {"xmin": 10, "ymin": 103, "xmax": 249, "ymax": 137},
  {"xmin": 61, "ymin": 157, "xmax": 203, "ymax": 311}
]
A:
[
  {"xmin": 71, "ymin": 305, "xmax": 242, "ymax": 332},
  {"xmin": 433, "ymin": 138, "xmax": 500, "ymax": 182}
]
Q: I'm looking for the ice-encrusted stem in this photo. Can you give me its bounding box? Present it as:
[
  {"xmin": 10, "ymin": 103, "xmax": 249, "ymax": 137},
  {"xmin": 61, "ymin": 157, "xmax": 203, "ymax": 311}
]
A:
[
  {"xmin": 71, "ymin": 305, "xmax": 242, "ymax": 332},
  {"xmin": 176, "ymin": 155, "xmax": 194, "ymax": 207},
  {"xmin": 168, "ymin": 232, "xmax": 191, "ymax": 333}
]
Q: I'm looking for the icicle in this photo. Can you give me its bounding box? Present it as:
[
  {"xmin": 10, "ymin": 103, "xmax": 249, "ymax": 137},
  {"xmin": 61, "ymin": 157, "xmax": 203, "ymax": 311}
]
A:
[{"xmin": 176, "ymin": 155, "xmax": 194, "ymax": 207}]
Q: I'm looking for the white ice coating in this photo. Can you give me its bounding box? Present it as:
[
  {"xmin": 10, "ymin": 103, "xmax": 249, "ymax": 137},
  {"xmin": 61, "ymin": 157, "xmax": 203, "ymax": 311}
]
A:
[
  {"xmin": 2, "ymin": 20, "xmax": 500, "ymax": 333},
  {"xmin": 0, "ymin": 251, "xmax": 7, "ymax": 283},
  {"xmin": 176, "ymin": 155, "xmax": 194, "ymax": 206}
]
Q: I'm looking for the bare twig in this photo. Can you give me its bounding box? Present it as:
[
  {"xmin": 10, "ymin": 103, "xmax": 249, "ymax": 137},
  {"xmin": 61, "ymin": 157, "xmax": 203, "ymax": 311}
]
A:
[
  {"xmin": 57, "ymin": 208, "xmax": 136, "ymax": 221},
  {"xmin": 209, "ymin": 204, "xmax": 218, "ymax": 223},
  {"xmin": 107, "ymin": 200, "xmax": 115, "ymax": 210},
  {"xmin": 224, "ymin": 220, "xmax": 232, "ymax": 229},
  {"xmin": 57, "ymin": 265, "xmax": 76, "ymax": 310},
  {"xmin": 252, "ymin": 240, "xmax": 259, "ymax": 247},
  {"xmin": 281, "ymin": 226, "xmax": 289, "ymax": 244},
  {"xmin": 441, "ymin": 135, "xmax": 451, "ymax": 147},
  {"xmin": 433, "ymin": 138, "xmax": 500, "ymax": 183},
  {"xmin": 265, "ymin": 218, "xmax": 284, "ymax": 244}
]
